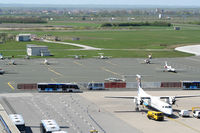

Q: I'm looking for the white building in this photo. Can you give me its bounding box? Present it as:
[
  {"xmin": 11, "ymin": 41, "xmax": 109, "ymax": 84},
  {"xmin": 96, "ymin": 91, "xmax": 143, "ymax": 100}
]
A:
[
  {"xmin": 27, "ymin": 44, "xmax": 51, "ymax": 56},
  {"xmin": 16, "ymin": 34, "xmax": 31, "ymax": 42}
]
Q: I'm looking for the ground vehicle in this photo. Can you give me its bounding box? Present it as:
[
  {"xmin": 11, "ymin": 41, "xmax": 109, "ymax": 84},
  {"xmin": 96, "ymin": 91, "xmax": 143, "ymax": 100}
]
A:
[
  {"xmin": 192, "ymin": 107, "xmax": 200, "ymax": 118},
  {"xmin": 179, "ymin": 110, "xmax": 190, "ymax": 117},
  {"xmin": 40, "ymin": 120, "xmax": 60, "ymax": 133},
  {"xmin": 37, "ymin": 83, "xmax": 80, "ymax": 92},
  {"xmin": 105, "ymin": 77, "xmax": 125, "ymax": 82},
  {"xmin": 193, "ymin": 110, "xmax": 200, "ymax": 118},
  {"xmin": 90, "ymin": 130, "xmax": 98, "ymax": 133},
  {"xmin": 87, "ymin": 82, "xmax": 105, "ymax": 90},
  {"xmin": 182, "ymin": 81, "xmax": 200, "ymax": 90},
  {"xmin": 9, "ymin": 114, "xmax": 26, "ymax": 132},
  {"xmin": 147, "ymin": 111, "xmax": 164, "ymax": 121}
]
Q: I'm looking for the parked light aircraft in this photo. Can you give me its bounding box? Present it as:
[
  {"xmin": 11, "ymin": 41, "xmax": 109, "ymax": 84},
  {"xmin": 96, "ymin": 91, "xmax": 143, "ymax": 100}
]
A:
[
  {"xmin": 68, "ymin": 55, "xmax": 86, "ymax": 59},
  {"xmin": 106, "ymin": 74, "xmax": 200, "ymax": 115},
  {"xmin": 0, "ymin": 54, "xmax": 4, "ymax": 60},
  {"xmin": 94, "ymin": 53, "xmax": 112, "ymax": 59},
  {"xmin": 144, "ymin": 58, "xmax": 151, "ymax": 64},
  {"xmin": 8, "ymin": 60, "xmax": 16, "ymax": 65},
  {"xmin": 163, "ymin": 61, "xmax": 176, "ymax": 73},
  {"xmin": 43, "ymin": 59, "xmax": 49, "ymax": 65},
  {"xmin": 0, "ymin": 68, "xmax": 5, "ymax": 74}
]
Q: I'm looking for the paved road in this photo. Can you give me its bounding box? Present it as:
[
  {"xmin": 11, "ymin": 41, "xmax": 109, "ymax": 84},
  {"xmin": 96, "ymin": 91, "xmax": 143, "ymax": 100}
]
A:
[
  {"xmin": 175, "ymin": 45, "xmax": 200, "ymax": 55},
  {"xmin": 43, "ymin": 40, "xmax": 101, "ymax": 50}
]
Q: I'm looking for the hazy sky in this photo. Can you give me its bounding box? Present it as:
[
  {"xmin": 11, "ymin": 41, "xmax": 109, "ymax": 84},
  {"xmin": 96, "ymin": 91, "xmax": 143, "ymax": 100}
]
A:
[{"xmin": 1, "ymin": 0, "xmax": 200, "ymax": 6}]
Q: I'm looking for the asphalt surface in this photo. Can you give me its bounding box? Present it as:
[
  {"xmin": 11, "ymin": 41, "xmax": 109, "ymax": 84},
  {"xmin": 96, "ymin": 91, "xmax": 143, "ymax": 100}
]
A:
[
  {"xmin": 0, "ymin": 93, "xmax": 140, "ymax": 133},
  {"xmin": 0, "ymin": 56, "xmax": 200, "ymax": 133},
  {"xmin": 1, "ymin": 56, "xmax": 200, "ymax": 92}
]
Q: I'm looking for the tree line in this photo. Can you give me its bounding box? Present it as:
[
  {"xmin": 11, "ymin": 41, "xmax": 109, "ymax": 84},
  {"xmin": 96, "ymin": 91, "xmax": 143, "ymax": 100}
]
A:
[
  {"xmin": 101, "ymin": 21, "xmax": 172, "ymax": 27},
  {"xmin": 0, "ymin": 17, "xmax": 47, "ymax": 23}
]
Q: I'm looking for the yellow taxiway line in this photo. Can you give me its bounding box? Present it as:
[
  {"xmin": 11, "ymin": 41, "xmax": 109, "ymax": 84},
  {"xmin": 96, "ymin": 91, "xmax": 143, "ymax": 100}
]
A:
[
  {"xmin": 168, "ymin": 117, "xmax": 200, "ymax": 133},
  {"xmin": 105, "ymin": 61, "xmax": 117, "ymax": 66},
  {"xmin": 101, "ymin": 67, "xmax": 123, "ymax": 78},
  {"xmin": 73, "ymin": 61, "xmax": 85, "ymax": 67},
  {"xmin": 51, "ymin": 78, "xmax": 57, "ymax": 82},
  {"xmin": 47, "ymin": 67, "xmax": 63, "ymax": 77},
  {"xmin": 8, "ymin": 82, "xmax": 15, "ymax": 90}
]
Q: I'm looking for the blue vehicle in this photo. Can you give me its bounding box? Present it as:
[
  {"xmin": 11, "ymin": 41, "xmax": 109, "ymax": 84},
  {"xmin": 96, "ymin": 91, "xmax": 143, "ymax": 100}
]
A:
[
  {"xmin": 182, "ymin": 81, "xmax": 200, "ymax": 90},
  {"xmin": 87, "ymin": 82, "xmax": 105, "ymax": 90},
  {"xmin": 37, "ymin": 83, "xmax": 80, "ymax": 92}
]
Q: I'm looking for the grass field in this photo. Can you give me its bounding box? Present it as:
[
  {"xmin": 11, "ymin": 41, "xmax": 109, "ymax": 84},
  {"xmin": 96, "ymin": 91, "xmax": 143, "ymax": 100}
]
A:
[{"xmin": 1, "ymin": 24, "xmax": 200, "ymax": 58}]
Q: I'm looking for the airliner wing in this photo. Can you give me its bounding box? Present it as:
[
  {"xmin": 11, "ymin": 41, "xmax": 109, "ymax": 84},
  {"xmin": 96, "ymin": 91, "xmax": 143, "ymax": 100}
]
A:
[
  {"xmin": 175, "ymin": 95, "xmax": 200, "ymax": 98},
  {"xmin": 159, "ymin": 95, "xmax": 200, "ymax": 99},
  {"xmin": 105, "ymin": 96, "xmax": 150, "ymax": 99},
  {"xmin": 105, "ymin": 96, "xmax": 136, "ymax": 99}
]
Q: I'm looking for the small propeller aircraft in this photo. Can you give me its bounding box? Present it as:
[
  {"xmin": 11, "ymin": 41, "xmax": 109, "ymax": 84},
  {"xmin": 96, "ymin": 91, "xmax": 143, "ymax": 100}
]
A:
[
  {"xmin": 163, "ymin": 61, "xmax": 176, "ymax": 73},
  {"xmin": 0, "ymin": 54, "xmax": 4, "ymax": 60},
  {"xmin": 94, "ymin": 53, "xmax": 112, "ymax": 59},
  {"xmin": 106, "ymin": 74, "xmax": 200, "ymax": 115},
  {"xmin": 68, "ymin": 55, "xmax": 86, "ymax": 59},
  {"xmin": 44, "ymin": 59, "xmax": 50, "ymax": 65},
  {"xmin": 142, "ymin": 54, "xmax": 153, "ymax": 64},
  {"xmin": 8, "ymin": 60, "xmax": 16, "ymax": 65},
  {"xmin": 0, "ymin": 68, "xmax": 5, "ymax": 74}
]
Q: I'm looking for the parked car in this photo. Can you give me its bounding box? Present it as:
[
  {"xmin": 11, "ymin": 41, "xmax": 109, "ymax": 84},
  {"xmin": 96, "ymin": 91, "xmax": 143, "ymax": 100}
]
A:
[{"xmin": 179, "ymin": 110, "xmax": 190, "ymax": 117}]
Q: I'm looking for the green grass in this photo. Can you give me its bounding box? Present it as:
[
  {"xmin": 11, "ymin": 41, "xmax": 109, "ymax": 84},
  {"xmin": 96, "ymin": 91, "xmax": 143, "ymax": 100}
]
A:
[
  {"xmin": 1, "ymin": 24, "xmax": 200, "ymax": 58},
  {"xmin": 47, "ymin": 50, "xmax": 192, "ymax": 58},
  {"xmin": 0, "ymin": 41, "xmax": 79, "ymax": 50}
]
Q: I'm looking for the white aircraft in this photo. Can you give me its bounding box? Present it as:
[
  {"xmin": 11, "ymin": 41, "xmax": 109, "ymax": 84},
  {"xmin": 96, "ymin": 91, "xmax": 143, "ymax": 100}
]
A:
[
  {"xmin": 68, "ymin": 55, "xmax": 86, "ymax": 59},
  {"xmin": 163, "ymin": 61, "xmax": 176, "ymax": 73},
  {"xmin": 94, "ymin": 53, "xmax": 112, "ymax": 59},
  {"xmin": 44, "ymin": 59, "xmax": 49, "ymax": 65},
  {"xmin": 0, "ymin": 54, "xmax": 4, "ymax": 60},
  {"xmin": 144, "ymin": 58, "xmax": 151, "ymax": 64},
  {"xmin": 106, "ymin": 74, "xmax": 200, "ymax": 115},
  {"xmin": 8, "ymin": 60, "xmax": 16, "ymax": 65},
  {"xmin": 0, "ymin": 68, "xmax": 5, "ymax": 74}
]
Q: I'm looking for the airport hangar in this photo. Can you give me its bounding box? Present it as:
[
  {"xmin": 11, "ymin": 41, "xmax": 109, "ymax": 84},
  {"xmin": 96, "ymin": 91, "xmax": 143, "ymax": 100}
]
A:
[{"xmin": 0, "ymin": 56, "xmax": 200, "ymax": 133}]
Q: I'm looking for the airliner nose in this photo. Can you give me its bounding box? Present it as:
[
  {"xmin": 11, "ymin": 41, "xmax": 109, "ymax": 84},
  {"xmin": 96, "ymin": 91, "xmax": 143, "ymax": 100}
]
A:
[{"xmin": 167, "ymin": 108, "xmax": 173, "ymax": 115}]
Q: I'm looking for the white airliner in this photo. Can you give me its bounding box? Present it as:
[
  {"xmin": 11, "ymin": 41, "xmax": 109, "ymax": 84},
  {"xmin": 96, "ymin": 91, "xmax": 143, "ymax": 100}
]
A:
[
  {"xmin": 106, "ymin": 74, "xmax": 200, "ymax": 115},
  {"xmin": 164, "ymin": 61, "xmax": 176, "ymax": 73}
]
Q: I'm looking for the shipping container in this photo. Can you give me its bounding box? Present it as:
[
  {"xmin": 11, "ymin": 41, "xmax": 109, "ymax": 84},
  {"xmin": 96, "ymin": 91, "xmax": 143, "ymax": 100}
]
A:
[
  {"xmin": 126, "ymin": 82, "xmax": 161, "ymax": 89},
  {"xmin": 104, "ymin": 82, "xmax": 126, "ymax": 88},
  {"xmin": 160, "ymin": 82, "xmax": 182, "ymax": 88},
  {"xmin": 17, "ymin": 83, "xmax": 37, "ymax": 89}
]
